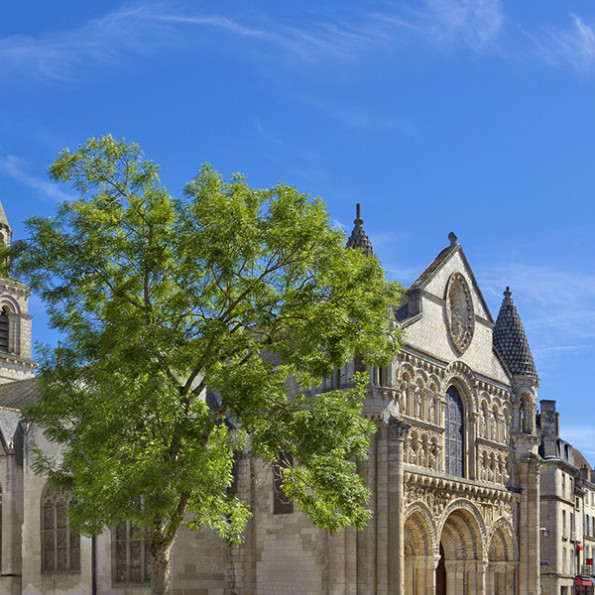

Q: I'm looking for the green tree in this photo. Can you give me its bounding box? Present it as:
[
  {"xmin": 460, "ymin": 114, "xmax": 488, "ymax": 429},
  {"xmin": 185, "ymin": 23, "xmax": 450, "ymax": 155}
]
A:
[{"xmin": 10, "ymin": 135, "xmax": 402, "ymax": 594}]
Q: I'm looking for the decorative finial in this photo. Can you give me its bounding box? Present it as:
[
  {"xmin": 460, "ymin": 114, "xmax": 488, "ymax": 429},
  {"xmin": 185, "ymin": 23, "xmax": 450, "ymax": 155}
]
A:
[
  {"xmin": 448, "ymin": 232, "xmax": 457, "ymax": 247},
  {"xmin": 504, "ymin": 286, "xmax": 511, "ymax": 298},
  {"xmin": 354, "ymin": 203, "xmax": 363, "ymax": 225}
]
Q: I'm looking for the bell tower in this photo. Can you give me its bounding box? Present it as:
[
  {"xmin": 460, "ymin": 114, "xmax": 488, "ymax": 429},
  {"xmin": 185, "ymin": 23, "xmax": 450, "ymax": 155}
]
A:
[{"xmin": 0, "ymin": 200, "xmax": 35, "ymax": 384}]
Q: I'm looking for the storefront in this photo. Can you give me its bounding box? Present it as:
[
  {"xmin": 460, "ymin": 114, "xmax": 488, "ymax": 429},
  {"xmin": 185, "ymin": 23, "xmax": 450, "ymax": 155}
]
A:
[{"xmin": 575, "ymin": 576, "xmax": 594, "ymax": 595}]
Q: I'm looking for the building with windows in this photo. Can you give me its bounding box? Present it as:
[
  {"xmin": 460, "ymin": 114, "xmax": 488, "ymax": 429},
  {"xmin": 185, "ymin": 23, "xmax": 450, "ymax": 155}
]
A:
[{"xmin": 0, "ymin": 200, "xmax": 586, "ymax": 594}]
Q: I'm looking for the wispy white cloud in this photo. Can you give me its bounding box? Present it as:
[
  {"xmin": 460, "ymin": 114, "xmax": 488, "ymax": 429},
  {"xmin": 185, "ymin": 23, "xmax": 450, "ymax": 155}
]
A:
[
  {"xmin": 526, "ymin": 13, "xmax": 595, "ymax": 71},
  {"xmin": 479, "ymin": 262, "xmax": 595, "ymax": 357},
  {"xmin": 0, "ymin": 3, "xmax": 183, "ymax": 81},
  {"xmin": 0, "ymin": 0, "xmax": 506, "ymax": 83},
  {"xmin": 382, "ymin": 0, "xmax": 504, "ymax": 51},
  {"xmin": 0, "ymin": 155, "xmax": 73, "ymax": 203}
]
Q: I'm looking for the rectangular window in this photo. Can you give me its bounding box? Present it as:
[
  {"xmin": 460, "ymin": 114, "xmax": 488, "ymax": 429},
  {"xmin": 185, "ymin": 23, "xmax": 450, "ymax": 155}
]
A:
[
  {"xmin": 113, "ymin": 521, "xmax": 150, "ymax": 586},
  {"xmin": 42, "ymin": 486, "xmax": 80, "ymax": 573},
  {"xmin": 273, "ymin": 454, "xmax": 294, "ymax": 515}
]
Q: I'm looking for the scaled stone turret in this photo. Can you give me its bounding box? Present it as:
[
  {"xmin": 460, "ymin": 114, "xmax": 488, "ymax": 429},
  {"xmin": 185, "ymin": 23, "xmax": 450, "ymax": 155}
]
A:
[
  {"xmin": 346, "ymin": 203, "xmax": 374, "ymax": 256},
  {"xmin": 494, "ymin": 287, "xmax": 539, "ymax": 436},
  {"xmin": 494, "ymin": 287, "xmax": 538, "ymax": 379}
]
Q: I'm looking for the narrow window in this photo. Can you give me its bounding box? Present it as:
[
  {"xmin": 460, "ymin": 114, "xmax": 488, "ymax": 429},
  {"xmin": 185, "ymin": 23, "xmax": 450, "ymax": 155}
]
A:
[
  {"xmin": 273, "ymin": 454, "xmax": 294, "ymax": 515},
  {"xmin": 444, "ymin": 386, "xmax": 464, "ymax": 477},
  {"xmin": 41, "ymin": 486, "xmax": 80, "ymax": 573},
  {"xmin": 0, "ymin": 307, "xmax": 9, "ymax": 352},
  {"xmin": 113, "ymin": 520, "xmax": 150, "ymax": 585}
]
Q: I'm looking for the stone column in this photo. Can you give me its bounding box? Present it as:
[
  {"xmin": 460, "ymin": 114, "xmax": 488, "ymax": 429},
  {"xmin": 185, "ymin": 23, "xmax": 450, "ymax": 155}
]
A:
[
  {"xmin": 387, "ymin": 416, "xmax": 409, "ymax": 595},
  {"xmin": 469, "ymin": 411, "xmax": 478, "ymax": 479},
  {"xmin": 445, "ymin": 561, "xmax": 458, "ymax": 594},
  {"xmin": 2, "ymin": 458, "xmax": 23, "ymax": 577},
  {"xmin": 376, "ymin": 425, "xmax": 388, "ymax": 595},
  {"xmin": 328, "ymin": 530, "xmax": 346, "ymax": 595},
  {"xmin": 475, "ymin": 560, "xmax": 487, "ymax": 595},
  {"xmin": 358, "ymin": 430, "xmax": 377, "ymax": 595},
  {"xmin": 517, "ymin": 453, "xmax": 542, "ymax": 595}
]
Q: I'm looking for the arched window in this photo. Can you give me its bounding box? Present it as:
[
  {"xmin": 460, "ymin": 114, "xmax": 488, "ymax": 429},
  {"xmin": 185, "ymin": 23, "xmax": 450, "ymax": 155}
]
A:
[
  {"xmin": 113, "ymin": 520, "xmax": 150, "ymax": 585},
  {"xmin": 445, "ymin": 386, "xmax": 464, "ymax": 477},
  {"xmin": 41, "ymin": 485, "xmax": 80, "ymax": 573},
  {"xmin": 0, "ymin": 307, "xmax": 9, "ymax": 352}
]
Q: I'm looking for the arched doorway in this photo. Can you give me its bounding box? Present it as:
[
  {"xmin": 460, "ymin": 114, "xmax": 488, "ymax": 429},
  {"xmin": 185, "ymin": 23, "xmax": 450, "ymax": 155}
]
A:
[
  {"xmin": 438, "ymin": 507, "xmax": 484, "ymax": 595},
  {"xmin": 404, "ymin": 509, "xmax": 435, "ymax": 594},
  {"xmin": 487, "ymin": 522, "xmax": 517, "ymax": 594}
]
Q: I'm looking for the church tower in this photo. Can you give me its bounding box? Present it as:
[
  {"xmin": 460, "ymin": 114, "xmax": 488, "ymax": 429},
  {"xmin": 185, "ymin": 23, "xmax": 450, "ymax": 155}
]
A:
[{"xmin": 0, "ymin": 200, "xmax": 35, "ymax": 384}]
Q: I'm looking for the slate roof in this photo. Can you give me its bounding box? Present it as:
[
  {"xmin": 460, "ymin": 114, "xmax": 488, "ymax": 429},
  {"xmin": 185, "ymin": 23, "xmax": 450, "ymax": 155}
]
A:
[
  {"xmin": 409, "ymin": 232, "xmax": 459, "ymax": 291},
  {"xmin": 493, "ymin": 287, "xmax": 538, "ymax": 379},
  {"xmin": 346, "ymin": 204, "xmax": 374, "ymax": 256},
  {"xmin": 0, "ymin": 377, "xmax": 39, "ymax": 411}
]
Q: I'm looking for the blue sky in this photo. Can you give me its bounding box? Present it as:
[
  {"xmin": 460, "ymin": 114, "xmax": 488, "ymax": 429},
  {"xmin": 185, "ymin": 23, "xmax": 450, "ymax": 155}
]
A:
[{"xmin": 1, "ymin": 1, "xmax": 595, "ymax": 460}]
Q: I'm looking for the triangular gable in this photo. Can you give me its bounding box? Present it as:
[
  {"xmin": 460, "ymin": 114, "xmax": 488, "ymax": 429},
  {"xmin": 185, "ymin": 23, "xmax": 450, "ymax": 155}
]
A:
[
  {"xmin": 398, "ymin": 237, "xmax": 510, "ymax": 385},
  {"xmin": 408, "ymin": 240, "xmax": 493, "ymax": 323}
]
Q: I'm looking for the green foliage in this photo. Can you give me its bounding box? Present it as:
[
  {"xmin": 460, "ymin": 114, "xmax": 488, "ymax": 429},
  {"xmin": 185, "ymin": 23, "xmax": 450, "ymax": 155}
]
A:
[{"xmin": 10, "ymin": 135, "xmax": 402, "ymax": 556}]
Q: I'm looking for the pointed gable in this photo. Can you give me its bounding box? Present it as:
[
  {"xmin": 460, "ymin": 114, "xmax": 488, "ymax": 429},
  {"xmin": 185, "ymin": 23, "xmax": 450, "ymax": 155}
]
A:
[
  {"xmin": 493, "ymin": 287, "xmax": 538, "ymax": 380},
  {"xmin": 397, "ymin": 233, "xmax": 509, "ymax": 384},
  {"xmin": 406, "ymin": 232, "xmax": 493, "ymax": 323}
]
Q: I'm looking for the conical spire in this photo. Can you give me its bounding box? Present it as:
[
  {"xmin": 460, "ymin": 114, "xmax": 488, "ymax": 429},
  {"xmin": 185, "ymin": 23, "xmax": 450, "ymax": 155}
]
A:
[
  {"xmin": 346, "ymin": 203, "xmax": 373, "ymax": 256},
  {"xmin": 0, "ymin": 200, "xmax": 12, "ymax": 247},
  {"xmin": 493, "ymin": 287, "xmax": 538, "ymax": 379}
]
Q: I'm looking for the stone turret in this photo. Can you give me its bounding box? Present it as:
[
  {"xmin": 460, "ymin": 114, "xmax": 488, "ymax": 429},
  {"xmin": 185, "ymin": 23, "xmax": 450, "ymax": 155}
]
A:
[
  {"xmin": 494, "ymin": 287, "xmax": 539, "ymax": 436},
  {"xmin": 346, "ymin": 203, "xmax": 374, "ymax": 256},
  {"xmin": 0, "ymin": 199, "xmax": 35, "ymax": 384}
]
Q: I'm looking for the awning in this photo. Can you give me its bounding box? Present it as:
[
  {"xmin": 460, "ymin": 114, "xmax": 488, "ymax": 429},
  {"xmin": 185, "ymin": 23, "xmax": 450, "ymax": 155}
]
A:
[
  {"xmin": 577, "ymin": 544, "xmax": 585, "ymax": 551},
  {"xmin": 576, "ymin": 577, "xmax": 593, "ymax": 586}
]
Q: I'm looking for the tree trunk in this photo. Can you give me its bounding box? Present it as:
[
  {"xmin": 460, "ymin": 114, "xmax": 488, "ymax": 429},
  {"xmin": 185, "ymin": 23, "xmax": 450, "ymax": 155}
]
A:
[{"xmin": 149, "ymin": 538, "xmax": 174, "ymax": 595}]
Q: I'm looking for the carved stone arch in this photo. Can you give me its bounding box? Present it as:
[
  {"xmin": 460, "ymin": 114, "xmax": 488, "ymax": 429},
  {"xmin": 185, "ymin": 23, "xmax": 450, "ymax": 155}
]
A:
[
  {"xmin": 486, "ymin": 516, "xmax": 518, "ymax": 593},
  {"xmin": 442, "ymin": 361, "xmax": 478, "ymax": 414},
  {"xmin": 0, "ymin": 298, "xmax": 20, "ymax": 355},
  {"xmin": 404, "ymin": 502, "xmax": 438, "ymax": 555},
  {"xmin": 0, "ymin": 297, "xmax": 20, "ymax": 315},
  {"xmin": 488, "ymin": 516, "xmax": 518, "ymax": 561},
  {"xmin": 439, "ymin": 499, "xmax": 487, "ymax": 559},
  {"xmin": 414, "ymin": 369, "xmax": 428, "ymax": 384},
  {"xmin": 397, "ymin": 362, "xmax": 415, "ymax": 382},
  {"xmin": 428, "ymin": 373, "xmax": 441, "ymax": 390}
]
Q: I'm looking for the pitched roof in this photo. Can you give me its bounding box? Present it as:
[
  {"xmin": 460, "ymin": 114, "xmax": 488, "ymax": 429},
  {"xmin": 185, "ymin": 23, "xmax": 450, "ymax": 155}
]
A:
[
  {"xmin": 0, "ymin": 377, "xmax": 39, "ymax": 410},
  {"xmin": 493, "ymin": 287, "xmax": 538, "ymax": 379},
  {"xmin": 346, "ymin": 203, "xmax": 374, "ymax": 256}
]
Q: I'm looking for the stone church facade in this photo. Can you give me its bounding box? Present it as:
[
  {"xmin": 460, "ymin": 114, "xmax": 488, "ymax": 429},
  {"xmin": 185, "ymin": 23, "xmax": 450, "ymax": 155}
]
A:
[{"xmin": 0, "ymin": 201, "xmax": 556, "ymax": 594}]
